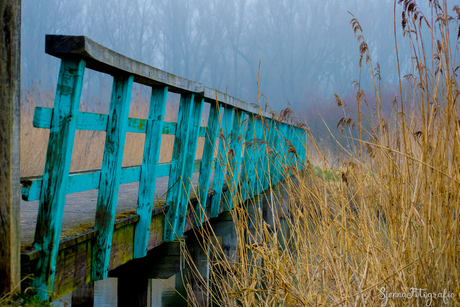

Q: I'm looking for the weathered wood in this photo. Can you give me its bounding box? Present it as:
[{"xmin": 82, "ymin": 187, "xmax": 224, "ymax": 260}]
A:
[
  {"xmin": 21, "ymin": 161, "xmax": 203, "ymax": 202},
  {"xmin": 71, "ymin": 282, "xmax": 94, "ymax": 307},
  {"xmin": 134, "ymin": 86, "xmax": 168, "ymax": 259},
  {"xmin": 203, "ymin": 87, "xmax": 265, "ymax": 118},
  {"xmin": 194, "ymin": 101, "xmax": 220, "ymax": 226},
  {"xmin": 45, "ymin": 35, "xmax": 203, "ymax": 95},
  {"xmin": 252, "ymin": 118, "xmax": 265, "ymax": 196},
  {"xmin": 109, "ymin": 241, "xmax": 183, "ymax": 280},
  {"xmin": 223, "ymin": 110, "xmax": 246, "ymax": 211},
  {"xmin": 32, "ymin": 106, "xmax": 207, "ymax": 136},
  {"xmin": 164, "ymin": 93, "xmax": 194, "ymax": 242},
  {"xmin": 210, "ymin": 106, "xmax": 234, "ymax": 218},
  {"xmin": 186, "ymin": 233, "xmax": 210, "ymax": 306},
  {"xmin": 270, "ymin": 120, "xmax": 281, "ymax": 184},
  {"xmin": 32, "ymin": 59, "xmax": 86, "ymax": 299},
  {"xmin": 92, "ymin": 75, "xmax": 133, "ymax": 281},
  {"xmin": 0, "ymin": 0, "xmax": 21, "ymax": 295},
  {"xmin": 239, "ymin": 113, "xmax": 256, "ymax": 202},
  {"xmin": 176, "ymin": 97, "xmax": 204, "ymax": 237}
]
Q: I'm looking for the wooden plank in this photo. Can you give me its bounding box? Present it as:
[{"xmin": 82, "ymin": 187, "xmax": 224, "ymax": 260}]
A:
[
  {"xmin": 133, "ymin": 86, "xmax": 168, "ymax": 259},
  {"xmin": 266, "ymin": 119, "xmax": 278, "ymax": 188},
  {"xmin": 210, "ymin": 106, "xmax": 234, "ymax": 218},
  {"xmin": 164, "ymin": 93, "xmax": 194, "ymax": 242},
  {"xmin": 223, "ymin": 110, "xmax": 246, "ymax": 211},
  {"xmin": 203, "ymin": 87, "xmax": 266, "ymax": 118},
  {"xmin": 0, "ymin": 0, "xmax": 21, "ymax": 295},
  {"xmin": 32, "ymin": 107, "xmax": 206, "ymax": 136},
  {"xmin": 193, "ymin": 101, "xmax": 219, "ymax": 226},
  {"xmin": 32, "ymin": 59, "xmax": 86, "ymax": 299},
  {"xmin": 71, "ymin": 282, "xmax": 94, "ymax": 307},
  {"xmin": 45, "ymin": 35, "xmax": 203, "ymax": 94},
  {"xmin": 239, "ymin": 114, "xmax": 256, "ymax": 202},
  {"xmin": 176, "ymin": 97, "xmax": 204, "ymax": 237},
  {"xmin": 270, "ymin": 120, "xmax": 282, "ymax": 185},
  {"xmin": 252, "ymin": 117, "xmax": 265, "ymax": 196},
  {"xmin": 300, "ymin": 128, "xmax": 308, "ymax": 169},
  {"xmin": 21, "ymin": 161, "xmax": 203, "ymax": 202},
  {"xmin": 92, "ymin": 75, "xmax": 133, "ymax": 281}
]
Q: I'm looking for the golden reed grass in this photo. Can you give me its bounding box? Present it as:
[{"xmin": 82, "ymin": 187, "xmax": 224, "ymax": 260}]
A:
[{"xmin": 183, "ymin": 1, "xmax": 460, "ymax": 306}]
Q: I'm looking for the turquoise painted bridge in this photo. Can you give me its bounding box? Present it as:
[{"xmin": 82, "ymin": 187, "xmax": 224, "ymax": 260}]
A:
[{"xmin": 17, "ymin": 35, "xmax": 307, "ymax": 304}]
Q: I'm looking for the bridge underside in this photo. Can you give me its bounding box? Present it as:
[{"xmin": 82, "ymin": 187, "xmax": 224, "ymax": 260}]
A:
[{"xmin": 20, "ymin": 187, "xmax": 225, "ymax": 299}]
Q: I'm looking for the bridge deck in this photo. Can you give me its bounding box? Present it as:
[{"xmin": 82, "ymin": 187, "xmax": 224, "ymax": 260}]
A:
[{"xmin": 20, "ymin": 173, "xmax": 213, "ymax": 246}]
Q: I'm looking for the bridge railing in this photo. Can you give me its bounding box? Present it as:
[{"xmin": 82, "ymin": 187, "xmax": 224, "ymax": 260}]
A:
[{"xmin": 20, "ymin": 35, "xmax": 307, "ymax": 299}]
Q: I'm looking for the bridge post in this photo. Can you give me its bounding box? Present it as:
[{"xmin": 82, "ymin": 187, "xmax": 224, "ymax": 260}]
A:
[
  {"xmin": 0, "ymin": 0, "xmax": 21, "ymax": 295},
  {"xmin": 71, "ymin": 282, "xmax": 94, "ymax": 307},
  {"xmin": 186, "ymin": 232, "xmax": 210, "ymax": 306}
]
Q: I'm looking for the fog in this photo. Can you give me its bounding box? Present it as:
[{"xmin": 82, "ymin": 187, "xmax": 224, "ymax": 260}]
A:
[{"xmin": 21, "ymin": 0, "xmax": 457, "ymax": 114}]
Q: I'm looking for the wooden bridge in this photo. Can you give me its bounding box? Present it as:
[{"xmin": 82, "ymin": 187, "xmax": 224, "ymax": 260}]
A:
[{"xmin": 1, "ymin": 23, "xmax": 307, "ymax": 306}]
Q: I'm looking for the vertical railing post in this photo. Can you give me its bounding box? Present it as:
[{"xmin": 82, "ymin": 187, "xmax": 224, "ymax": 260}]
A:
[
  {"xmin": 270, "ymin": 120, "xmax": 281, "ymax": 185},
  {"xmin": 223, "ymin": 110, "xmax": 246, "ymax": 211},
  {"xmin": 134, "ymin": 86, "xmax": 168, "ymax": 258},
  {"xmin": 210, "ymin": 106, "xmax": 234, "ymax": 218},
  {"xmin": 92, "ymin": 75, "xmax": 133, "ymax": 280},
  {"xmin": 277, "ymin": 123, "xmax": 288, "ymax": 182},
  {"xmin": 194, "ymin": 101, "xmax": 220, "ymax": 226},
  {"xmin": 0, "ymin": 0, "xmax": 21, "ymax": 295},
  {"xmin": 32, "ymin": 59, "xmax": 86, "ymax": 299},
  {"xmin": 176, "ymin": 96, "xmax": 204, "ymax": 237},
  {"xmin": 240, "ymin": 113, "xmax": 256, "ymax": 202},
  {"xmin": 164, "ymin": 94, "xmax": 194, "ymax": 242}
]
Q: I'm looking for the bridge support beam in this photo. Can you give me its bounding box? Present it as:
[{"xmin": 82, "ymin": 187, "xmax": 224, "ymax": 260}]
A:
[
  {"xmin": 186, "ymin": 233, "xmax": 210, "ymax": 307},
  {"xmin": 0, "ymin": 0, "xmax": 21, "ymax": 295},
  {"xmin": 71, "ymin": 282, "xmax": 94, "ymax": 307}
]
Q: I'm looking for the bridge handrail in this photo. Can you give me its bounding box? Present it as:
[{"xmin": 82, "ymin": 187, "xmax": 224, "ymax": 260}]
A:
[{"xmin": 25, "ymin": 35, "xmax": 307, "ymax": 299}]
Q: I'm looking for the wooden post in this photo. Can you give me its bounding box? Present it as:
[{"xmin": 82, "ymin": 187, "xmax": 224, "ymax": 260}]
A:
[
  {"xmin": 186, "ymin": 233, "xmax": 209, "ymax": 307},
  {"xmin": 164, "ymin": 93, "xmax": 194, "ymax": 242},
  {"xmin": 134, "ymin": 86, "xmax": 168, "ymax": 259},
  {"xmin": 0, "ymin": 0, "xmax": 21, "ymax": 295},
  {"xmin": 210, "ymin": 106, "xmax": 234, "ymax": 218},
  {"xmin": 71, "ymin": 282, "xmax": 94, "ymax": 307},
  {"xmin": 92, "ymin": 75, "xmax": 133, "ymax": 281},
  {"xmin": 223, "ymin": 110, "xmax": 246, "ymax": 211},
  {"xmin": 194, "ymin": 101, "xmax": 220, "ymax": 226}
]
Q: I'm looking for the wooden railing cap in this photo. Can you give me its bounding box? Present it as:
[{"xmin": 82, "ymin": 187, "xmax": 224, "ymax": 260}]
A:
[
  {"xmin": 45, "ymin": 35, "xmax": 204, "ymax": 94},
  {"xmin": 45, "ymin": 35, "xmax": 273, "ymax": 117}
]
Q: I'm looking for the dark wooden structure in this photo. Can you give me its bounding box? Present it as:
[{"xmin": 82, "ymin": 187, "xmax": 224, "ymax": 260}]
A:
[
  {"xmin": 0, "ymin": 0, "xmax": 21, "ymax": 295},
  {"xmin": 13, "ymin": 35, "xmax": 307, "ymax": 303}
]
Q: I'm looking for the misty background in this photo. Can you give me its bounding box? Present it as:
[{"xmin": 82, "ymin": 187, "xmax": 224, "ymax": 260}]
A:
[{"xmin": 20, "ymin": 0, "xmax": 457, "ymax": 159}]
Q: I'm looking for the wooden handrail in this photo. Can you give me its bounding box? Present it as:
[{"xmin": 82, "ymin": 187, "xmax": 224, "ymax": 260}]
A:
[{"xmin": 24, "ymin": 35, "xmax": 307, "ymax": 300}]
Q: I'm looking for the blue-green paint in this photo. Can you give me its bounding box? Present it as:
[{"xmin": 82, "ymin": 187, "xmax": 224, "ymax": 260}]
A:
[
  {"xmin": 223, "ymin": 110, "xmax": 245, "ymax": 211},
  {"xmin": 239, "ymin": 113, "xmax": 256, "ymax": 202},
  {"xmin": 164, "ymin": 93, "xmax": 194, "ymax": 242},
  {"xmin": 134, "ymin": 86, "xmax": 168, "ymax": 259},
  {"xmin": 210, "ymin": 106, "xmax": 234, "ymax": 218},
  {"xmin": 32, "ymin": 59, "xmax": 86, "ymax": 300},
  {"xmin": 32, "ymin": 106, "xmax": 206, "ymax": 136},
  {"xmin": 176, "ymin": 97, "xmax": 204, "ymax": 237},
  {"xmin": 92, "ymin": 75, "xmax": 134, "ymax": 281},
  {"xmin": 22, "ymin": 161, "xmax": 203, "ymax": 202},
  {"xmin": 193, "ymin": 101, "xmax": 220, "ymax": 226}
]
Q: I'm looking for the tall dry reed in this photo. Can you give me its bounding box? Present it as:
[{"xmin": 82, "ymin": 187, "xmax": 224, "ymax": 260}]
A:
[{"xmin": 183, "ymin": 1, "xmax": 460, "ymax": 306}]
